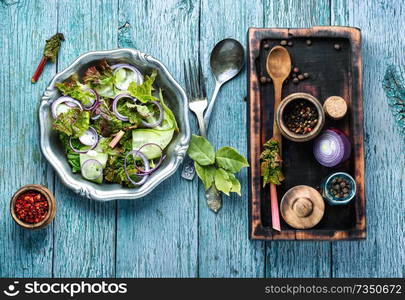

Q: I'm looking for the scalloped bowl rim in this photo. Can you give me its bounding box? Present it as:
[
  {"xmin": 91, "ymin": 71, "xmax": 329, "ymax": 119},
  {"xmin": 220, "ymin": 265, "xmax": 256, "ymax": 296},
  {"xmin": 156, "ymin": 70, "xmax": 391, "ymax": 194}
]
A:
[{"xmin": 39, "ymin": 48, "xmax": 190, "ymax": 201}]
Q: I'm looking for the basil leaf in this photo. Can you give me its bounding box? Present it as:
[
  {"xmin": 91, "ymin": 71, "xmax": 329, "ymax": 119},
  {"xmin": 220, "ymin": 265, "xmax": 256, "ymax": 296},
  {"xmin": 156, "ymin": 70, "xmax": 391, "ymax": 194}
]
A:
[
  {"xmin": 227, "ymin": 172, "xmax": 241, "ymax": 196},
  {"xmin": 194, "ymin": 162, "xmax": 215, "ymax": 191},
  {"xmin": 215, "ymin": 146, "xmax": 249, "ymax": 173},
  {"xmin": 187, "ymin": 134, "xmax": 215, "ymax": 166},
  {"xmin": 214, "ymin": 168, "xmax": 232, "ymax": 196}
]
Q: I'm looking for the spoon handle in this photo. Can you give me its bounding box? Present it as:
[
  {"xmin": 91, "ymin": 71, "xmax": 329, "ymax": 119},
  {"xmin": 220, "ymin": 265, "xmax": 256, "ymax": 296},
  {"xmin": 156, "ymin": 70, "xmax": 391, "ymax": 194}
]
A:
[
  {"xmin": 270, "ymin": 80, "xmax": 283, "ymax": 231},
  {"xmin": 203, "ymin": 81, "xmax": 222, "ymax": 129}
]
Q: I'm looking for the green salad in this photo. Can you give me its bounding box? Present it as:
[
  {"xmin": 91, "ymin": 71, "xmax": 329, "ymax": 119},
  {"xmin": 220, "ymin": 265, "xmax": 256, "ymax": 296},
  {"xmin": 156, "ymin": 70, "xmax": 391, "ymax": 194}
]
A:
[{"xmin": 51, "ymin": 59, "xmax": 178, "ymax": 187}]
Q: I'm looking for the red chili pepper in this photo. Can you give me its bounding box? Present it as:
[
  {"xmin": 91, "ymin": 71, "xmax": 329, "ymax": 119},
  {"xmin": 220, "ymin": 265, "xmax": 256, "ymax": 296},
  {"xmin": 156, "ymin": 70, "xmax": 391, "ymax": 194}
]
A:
[{"xmin": 15, "ymin": 191, "xmax": 48, "ymax": 224}]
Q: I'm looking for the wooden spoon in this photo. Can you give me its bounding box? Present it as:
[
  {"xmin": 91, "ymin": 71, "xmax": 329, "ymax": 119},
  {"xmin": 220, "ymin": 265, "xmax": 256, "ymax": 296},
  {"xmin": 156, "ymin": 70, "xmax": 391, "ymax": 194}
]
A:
[{"xmin": 266, "ymin": 46, "xmax": 291, "ymax": 231}]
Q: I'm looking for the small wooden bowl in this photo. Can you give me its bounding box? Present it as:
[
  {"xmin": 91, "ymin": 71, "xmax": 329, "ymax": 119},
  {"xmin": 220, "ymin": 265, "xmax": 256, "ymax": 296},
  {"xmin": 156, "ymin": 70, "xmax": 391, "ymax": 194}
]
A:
[
  {"xmin": 276, "ymin": 92, "xmax": 325, "ymax": 142},
  {"xmin": 10, "ymin": 184, "xmax": 56, "ymax": 229}
]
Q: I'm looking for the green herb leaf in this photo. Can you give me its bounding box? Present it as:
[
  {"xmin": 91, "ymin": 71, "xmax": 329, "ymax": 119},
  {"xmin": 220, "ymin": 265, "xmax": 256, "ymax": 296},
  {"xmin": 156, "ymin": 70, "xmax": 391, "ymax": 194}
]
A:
[
  {"xmin": 43, "ymin": 33, "xmax": 64, "ymax": 62},
  {"xmin": 128, "ymin": 70, "xmax": 159, "ymax": 103},
  {"xmin": 215, "ymin": 146, "xmax": 249, "ymax": 173},
  {"xmin": 227, "ymin": 172, "xmax": 241, "ymax": 196},
  {"xmin": 187, "ymin": 134, "xmax": 215, "ymax": 166},
  {"xmin": 214, "ymin": 168, "xmax": 232, "ymax": 196},
  {"xmin": 194, "ymin": 162, "xmax": 215, "ymax": 190}
]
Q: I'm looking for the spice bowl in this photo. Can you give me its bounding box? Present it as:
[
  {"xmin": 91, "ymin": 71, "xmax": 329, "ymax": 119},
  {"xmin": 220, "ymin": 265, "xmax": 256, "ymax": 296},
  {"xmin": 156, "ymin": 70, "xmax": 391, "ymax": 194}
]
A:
[
  {"xmin": 10, "ymin": 184, "xmax": 56, "ymax": 229},
  {"xmin": 322, "ymin": 172, "xmax": 356, "ymax": 205},
  {"xmin": 276, "ymin": 92, "xmax": 325, "ymax": 142}
]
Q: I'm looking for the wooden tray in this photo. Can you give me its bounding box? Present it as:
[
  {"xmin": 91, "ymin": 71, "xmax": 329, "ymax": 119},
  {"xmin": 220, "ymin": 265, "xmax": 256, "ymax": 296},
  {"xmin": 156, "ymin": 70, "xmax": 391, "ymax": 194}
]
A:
[{"xmin": 247, "ymin": 27, "xmax": 365, "ymax": 240}]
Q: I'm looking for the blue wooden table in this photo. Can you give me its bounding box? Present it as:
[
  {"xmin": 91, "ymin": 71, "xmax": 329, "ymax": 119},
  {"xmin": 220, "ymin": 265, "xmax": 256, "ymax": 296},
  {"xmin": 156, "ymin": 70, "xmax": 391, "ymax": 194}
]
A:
[{"xmin": 0, "ymin": 0, "xmax": 404, "ymax": 278}]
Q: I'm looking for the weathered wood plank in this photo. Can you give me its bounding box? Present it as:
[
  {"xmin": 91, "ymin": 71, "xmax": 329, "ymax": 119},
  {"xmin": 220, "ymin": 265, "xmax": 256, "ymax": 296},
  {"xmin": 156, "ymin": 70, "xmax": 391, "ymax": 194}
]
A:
[
  {"xmin": 115, "ymin": 0, "xmax": 199, "ymax": 277},
  {"xmin": 198, "ymin": 0, "xmax": 265, "ymax": 278},
  {"xmin": 331, "ymin": 0, "xmax": 405, "ymax": 277},
  {"xmin": 264, "ymin": 0, "xmax": 332, "ymax": 277},
  {"xmin": 0, "ymin": 0, "xmax": 57, "ymax": 277},
  {"xmin": 52, "ymin": 0, "xmax": 118, "ymax": 278}
]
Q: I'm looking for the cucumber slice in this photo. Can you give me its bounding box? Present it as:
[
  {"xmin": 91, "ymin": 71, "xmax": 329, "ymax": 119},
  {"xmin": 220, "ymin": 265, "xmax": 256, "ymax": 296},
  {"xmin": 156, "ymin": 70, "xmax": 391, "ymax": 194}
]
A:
[
  {"xmin": 81, "ymin": 159, "xmax": 103, "ymax": 183},
  {"xmin": 80, "ymin": 149, "xmax": 108, "ymax": 168},
  {"xmin": 132, "ymin": 129, "xmax": 174, "ymax": 159}
]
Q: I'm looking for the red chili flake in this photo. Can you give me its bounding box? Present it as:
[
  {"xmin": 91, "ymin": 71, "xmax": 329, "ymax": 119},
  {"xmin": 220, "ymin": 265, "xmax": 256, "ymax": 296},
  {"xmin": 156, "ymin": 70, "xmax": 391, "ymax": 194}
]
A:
[{"xmin": 14, "ymin": 190, "xmax": 48, "ymax": 224}]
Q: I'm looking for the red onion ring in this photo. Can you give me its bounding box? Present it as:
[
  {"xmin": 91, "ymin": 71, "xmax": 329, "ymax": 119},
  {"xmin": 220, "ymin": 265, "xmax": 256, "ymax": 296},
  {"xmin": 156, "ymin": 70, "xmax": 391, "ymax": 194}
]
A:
[
  {"xmin": 124, "ymin": 150, "xmax": 150, "ymax": 186},
  {"xmin": 90, "ymin": 101, "xmax": 102, "ymax": 120},
  {"xmin": 79, "ymin": 127, "xmax": 99, "ymax": 146},
  {"xmin": 132, "ymin": 143, "xmax": 166, "ymax": 175},
  {"xmin": 140, "ymin": 101, "xmax": 164, "ymax": 128},
  {"xmin": 111, "ymin": 63, "xmax": 144, "ymax": 89},
  {"xmin": 69, "ymin": 129, "xmax": 98, "ymax": 154},
  {"xmin": 112, "ymin": 94, "xmax": 137, "ymax": 121},
  {"xmin": 51, "ymin": 96, "xmax": 82, "ymax": 119},
  {"xmin": 82, "ymin": 88, "xmax": 99, "ymax": 110}
]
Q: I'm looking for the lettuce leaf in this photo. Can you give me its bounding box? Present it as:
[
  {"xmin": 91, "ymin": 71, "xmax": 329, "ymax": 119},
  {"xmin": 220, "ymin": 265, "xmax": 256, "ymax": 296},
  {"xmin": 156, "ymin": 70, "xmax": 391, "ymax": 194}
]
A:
[
  {"xmin": 128, "ymin": 70, "xmax": 159, "ymax": 103},
  {"xmin": 59, "ymin": 133, "xmax": 81, "ymax": 173},
  {"xmin": 83, "ymin": 59, "xmax": 116, "ymax": 98},
  {"xmin": 52, "ymin": 108, "xmax": 90, "ymax": 138},
  {"xmin": 55, "ymin": 77, "xmax": 94, "ymax": 106}
]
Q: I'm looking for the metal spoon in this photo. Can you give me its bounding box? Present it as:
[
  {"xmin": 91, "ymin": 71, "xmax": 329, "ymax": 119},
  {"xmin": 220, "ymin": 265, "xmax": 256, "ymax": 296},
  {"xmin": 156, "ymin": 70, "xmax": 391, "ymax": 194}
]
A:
[
  {"xmin": 203, "ymin": 38, "xmax": 245, "ymax": 127},
  {"xmin": 181, "ymin": 38, "xmax": 244, "ymax": 181},
  {"xmin": 203, "ymin": 39, "xmax": 244, "ymax": 213}
]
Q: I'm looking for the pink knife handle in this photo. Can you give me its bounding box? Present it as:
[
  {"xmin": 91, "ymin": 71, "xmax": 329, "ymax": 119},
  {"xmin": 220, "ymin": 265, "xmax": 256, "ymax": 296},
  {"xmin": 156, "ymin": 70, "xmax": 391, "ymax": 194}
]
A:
[{"xmin": 270, "ymin": 183, "xmax": 281, "ymax": 231}]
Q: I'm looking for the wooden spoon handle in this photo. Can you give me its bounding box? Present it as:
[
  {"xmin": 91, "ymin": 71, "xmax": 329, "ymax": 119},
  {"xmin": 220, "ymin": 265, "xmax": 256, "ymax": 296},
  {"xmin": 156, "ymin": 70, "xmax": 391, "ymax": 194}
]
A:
[
  {"xmin": 272, "ymin": 80, "xmax": 283, "ymax": 151},
  {"xmin": 270, "ymin": 80, "xmax": 283, "ymax": 232}
]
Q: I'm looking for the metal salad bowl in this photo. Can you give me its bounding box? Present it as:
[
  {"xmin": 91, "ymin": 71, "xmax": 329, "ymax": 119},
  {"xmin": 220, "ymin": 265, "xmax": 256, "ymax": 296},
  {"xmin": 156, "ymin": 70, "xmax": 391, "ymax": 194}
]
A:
[{"xmin": 39, "ymin": 48, "xmax": 190, "ymax": 201}]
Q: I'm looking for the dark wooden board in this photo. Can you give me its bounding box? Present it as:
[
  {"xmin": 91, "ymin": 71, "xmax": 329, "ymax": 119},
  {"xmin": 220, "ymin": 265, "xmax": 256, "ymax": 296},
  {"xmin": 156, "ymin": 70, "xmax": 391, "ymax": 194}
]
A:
[{"xmin": 247, "ymin": 27, "xmax": 365, "ymax": 240}]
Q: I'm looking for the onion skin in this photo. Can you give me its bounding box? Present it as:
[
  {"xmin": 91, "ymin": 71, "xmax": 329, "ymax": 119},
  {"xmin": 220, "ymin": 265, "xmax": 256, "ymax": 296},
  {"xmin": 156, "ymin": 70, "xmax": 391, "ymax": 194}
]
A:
[
  {"xmin": 82, "ymin": 88, "xmax": 99, "ymax": 110},
  {"xmin": 313, "ymin": 129, "xmax": 351, "ymax": 167}
]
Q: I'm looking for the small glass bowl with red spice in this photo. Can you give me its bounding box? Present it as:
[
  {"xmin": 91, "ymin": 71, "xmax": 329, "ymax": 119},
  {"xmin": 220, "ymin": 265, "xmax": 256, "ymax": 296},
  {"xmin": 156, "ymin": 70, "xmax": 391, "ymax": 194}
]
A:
[{"xmin": 10, "ymin": 185, "xmax": 56, "ymax": 229}]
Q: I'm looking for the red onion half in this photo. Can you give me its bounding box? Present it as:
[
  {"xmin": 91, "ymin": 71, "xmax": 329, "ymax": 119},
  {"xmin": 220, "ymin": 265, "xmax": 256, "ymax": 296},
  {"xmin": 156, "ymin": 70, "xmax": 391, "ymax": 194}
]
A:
[
  {"xmin": 313, "ymin": 129, "xmax": 351, "ymax": 167},
  {"xmin": 124, "ymin": 150, "xmax": 150, "ymax": 186},
  {"xmin": 51, "ymin": 96, "xmax": 82, "ymax": 119}
]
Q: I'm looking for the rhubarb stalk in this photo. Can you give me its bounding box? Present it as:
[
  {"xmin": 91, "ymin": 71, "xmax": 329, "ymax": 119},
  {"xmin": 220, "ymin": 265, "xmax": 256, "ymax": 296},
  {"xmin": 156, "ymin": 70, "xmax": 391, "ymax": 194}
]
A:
[{"xmin": 31, "ymin": 33, "xmax": 64, "ymax": 83}]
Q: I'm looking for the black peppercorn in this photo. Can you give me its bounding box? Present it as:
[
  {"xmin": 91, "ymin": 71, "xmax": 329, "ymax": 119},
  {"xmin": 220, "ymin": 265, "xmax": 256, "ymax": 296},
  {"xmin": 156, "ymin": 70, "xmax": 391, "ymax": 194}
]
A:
[
  {"xmin": 293, "ymin": 67, "xmax": 299, "ymax": 73},
  {"xmin": 264, "ymin": 43, "xmax": 270, "ymax": 50},
  {"xmin": 306, "ymin": 39, "xmax": 312, "ymax": 46},
  {"xmin": 280, "ymin": 40, "xmax": 287, "ymax": 46},
  {"xmin": 292, "ymin": 77, "xmax": 299, "ymax": 84},
  {"xmin": 287, "ymin": 41, "xmax": 293, "ymax": 47},
  {"xmin": 266, "ymin": 77, "xmax": 272, "ymax": 83},
  {"xmin": 297, "ymin": 74, "xmax": 304, "ymax": 80},
  {"xmin": 260, "ymin": 76, "xmax": 267, "ymax": 84},
  {"xmin": 303, "ymin": 72, "xmax": 309, "ymax": 79},
  {"xmin": 334, "ymin": 43, "xmax": 341, "ymax": 50}
]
